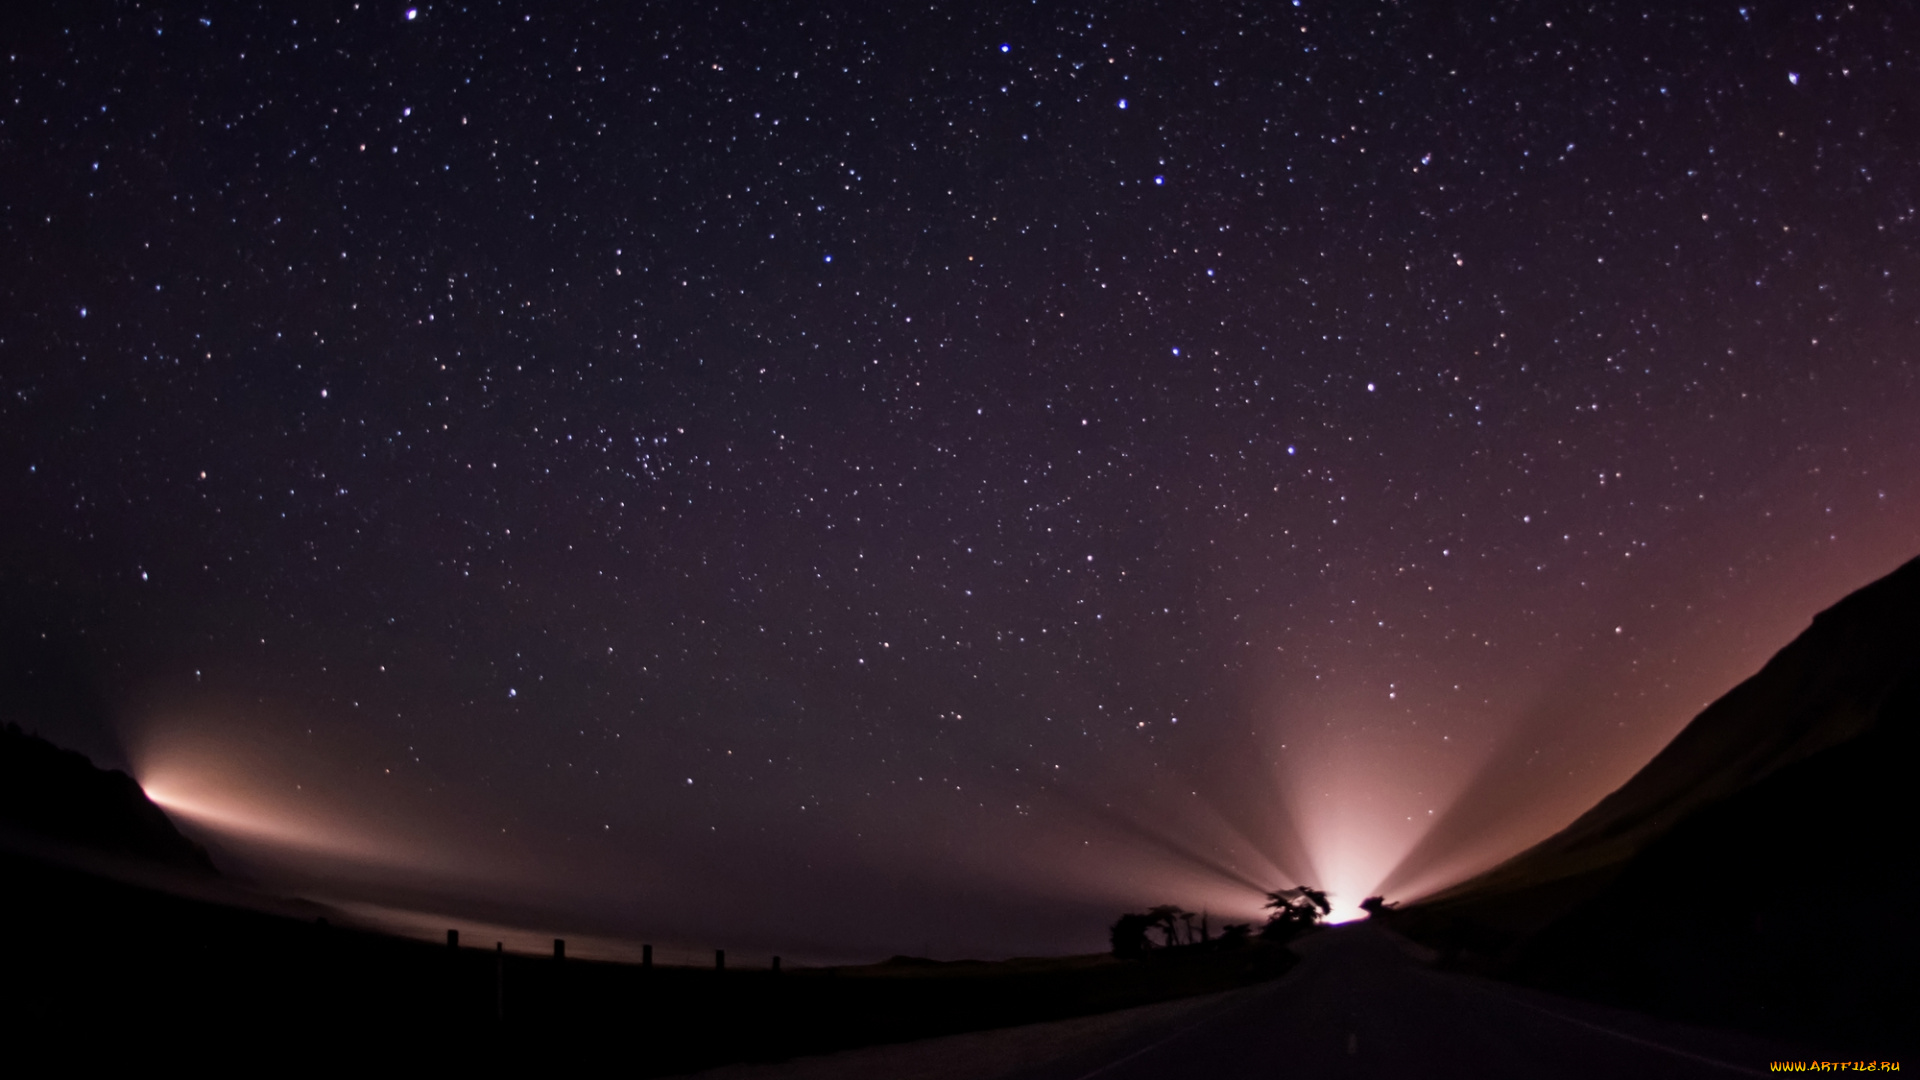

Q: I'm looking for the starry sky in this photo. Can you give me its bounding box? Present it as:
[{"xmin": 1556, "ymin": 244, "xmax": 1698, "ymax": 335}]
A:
[{"xmin": 4, "ymin": 2, "xmax": 1919, "ymax": 961}]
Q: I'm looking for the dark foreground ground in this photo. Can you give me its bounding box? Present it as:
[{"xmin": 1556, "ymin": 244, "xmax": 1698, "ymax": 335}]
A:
[
  {"xmin": 0, "ymin": 849, "xmax": 1290, "ymax": 1071},
  {"xmin": 9, "ymin": 849, "xmax": 1882, "ymax": 1077}
]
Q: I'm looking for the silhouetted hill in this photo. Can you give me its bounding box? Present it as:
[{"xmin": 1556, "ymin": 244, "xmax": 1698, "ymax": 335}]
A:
[
  {"xmin": 1391, "ymin": 554, "xmax": 1920, "ymax": 1047},
  {"xmin": 1508, "ymin": 668, "xmax": 1917, "ymax": 1046},
  {"xmin": 0, "ymin": 723, "xmax": 216, "ymax": 874},
  {"xmin": 1411, "ymin": 554, "xmax": 1920, "ymax": 923}
]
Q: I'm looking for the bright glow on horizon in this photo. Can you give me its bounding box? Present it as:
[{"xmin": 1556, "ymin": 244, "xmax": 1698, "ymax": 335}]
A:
[
  {"xmin": 128, "ymin": 713, "xmax": 478, "ymax": 878},
  {"xmin": 140, "ymin": 765, "xmax": 418, "ymax": 867},
  {"xmin": 1264, "ymin": 690, "xmax": 1496, "ymax": 920},
  {"xmin": 143, "ymin": 778, "xmax": 349, "ymax": 855}
]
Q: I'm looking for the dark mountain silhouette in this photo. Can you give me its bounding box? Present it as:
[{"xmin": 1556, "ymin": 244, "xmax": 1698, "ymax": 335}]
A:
[
  {"xmin": 1409, "ymin": 554, "xmax": 1920, "ymax": 922},
  {"xmin": 1506, "ymin": 670, "xmax": 1917, "ymax": 1046},
  {"xmin": 0, "ymin": 723, "xmax": 216, "ymax": 874},
  {"xmin": 1392, "ymin": 554, "xmax": 1920, "ymax": 1046}
]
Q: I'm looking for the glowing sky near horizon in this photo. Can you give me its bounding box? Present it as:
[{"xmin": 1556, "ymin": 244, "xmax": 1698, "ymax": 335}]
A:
[{"xmin": 3, "ymin": 2, "xmax": 1919, "ymax": 957}]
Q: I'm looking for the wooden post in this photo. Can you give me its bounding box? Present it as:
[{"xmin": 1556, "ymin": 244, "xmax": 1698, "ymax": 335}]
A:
[
  {"xmin": 554, "ymin": 938, "xmax": 566, "ymax": 961},
  {"xmin": 495, "ymin": 942, "xmax": 504, "ymax": 1021},
  {"xmin": 642, "ymin": 943, "xmax": 652, "ymax": 969},
  {"xmin": 715, "ymin": 948, "xmax": 725, "ymax": 971},
  {"xmin": 447, "ymin": 928, "xmax": 460, "ymax": 949},
  {"xmin": 771, "ymin": 955, "xmax": 781, "ymax": 972}
]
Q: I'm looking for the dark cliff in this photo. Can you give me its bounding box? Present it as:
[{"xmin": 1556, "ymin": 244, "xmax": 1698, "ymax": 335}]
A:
[{"xmin": 0, "ymin": 723, "xmax": 216, "ymax": 874}]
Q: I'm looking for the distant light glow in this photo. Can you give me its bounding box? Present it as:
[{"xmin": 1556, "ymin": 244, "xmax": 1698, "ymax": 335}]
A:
[
  {"xmin": 130, "ymin": 718, "xmax": 473, "ymax": 877},
  {"xmin": 143, "ymin": 778, "xmax": 355, "ymax": 857}
]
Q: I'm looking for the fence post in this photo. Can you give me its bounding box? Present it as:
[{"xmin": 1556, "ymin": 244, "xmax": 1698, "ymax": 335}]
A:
[
  {"xmin": 554, "ymin": 938, "xmax": 566, "ymax": 961},
  {"xmin": 447, "ymin": 928, "xmax": 459, "ymax": 949},
  {"xmin": 642, "ymin": 943, "xmax": 652, "ymax": 969},
  {"xmin": 715, "ymin": 948, "xmax": 725, "ymax": 971},
  {"xmin": 495, "ymin": 942, "xmax": 504, "ymax": 1021},
  {"xmin": 771, "ymin": 956, "xmax": 781, "ymax": 972}
]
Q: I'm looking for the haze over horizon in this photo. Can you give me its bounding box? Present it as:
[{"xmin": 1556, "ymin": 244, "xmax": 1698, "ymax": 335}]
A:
[{"xmin": 4, "ymin": 2, "xmax": 1918, "ymax": 959}]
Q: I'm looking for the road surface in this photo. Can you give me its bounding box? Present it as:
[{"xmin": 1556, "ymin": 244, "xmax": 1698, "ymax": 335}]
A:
[
  {"xmin": 704, "ymin": 924, "xmax": 1800, "ymax": 1079},
  {"xmin": 1017, "ymin": 924, "xmax": 1790, "ymax": 1079}
]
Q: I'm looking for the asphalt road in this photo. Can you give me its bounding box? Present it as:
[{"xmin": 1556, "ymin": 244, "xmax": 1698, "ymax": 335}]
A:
[{"xmin": 1015, "ymin": 925, "xmax": 1792, "ymax": 1080}]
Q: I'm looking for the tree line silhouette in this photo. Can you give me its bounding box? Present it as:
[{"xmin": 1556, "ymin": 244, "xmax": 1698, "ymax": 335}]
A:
[{"xmin": 1110, "ymin": 886, "xmax": 1335, "ymax": 959}]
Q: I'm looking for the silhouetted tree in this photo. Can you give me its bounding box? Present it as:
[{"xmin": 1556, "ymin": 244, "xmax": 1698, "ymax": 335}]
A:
[
  {"xmin": 1262, "ymin": 886, "xmax": 1331, "ymax": 942},
  {"xmin": 1145, "ymin": 904, "xmax": 1193, "ymax": 947},
  {"xmin": 1360, "ymin": 896, "xmax": 1395, "ymax": 918},
  {"xmin": 1217, "ymin": 922, "xmax": 1252, "ymax": 947},
  {"xmin": 1110, "ymin": 912, "xmax": 1157, "ymax": 958},
  {"xmin": 1113, "ymin": 904, "xmax": 1212, "ymax": 956}
]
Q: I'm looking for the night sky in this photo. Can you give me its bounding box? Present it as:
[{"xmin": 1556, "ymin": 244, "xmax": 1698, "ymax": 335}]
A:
[{"xmin": 4, "ymin": 2, "xmax": 1919, "ymax": 961}]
